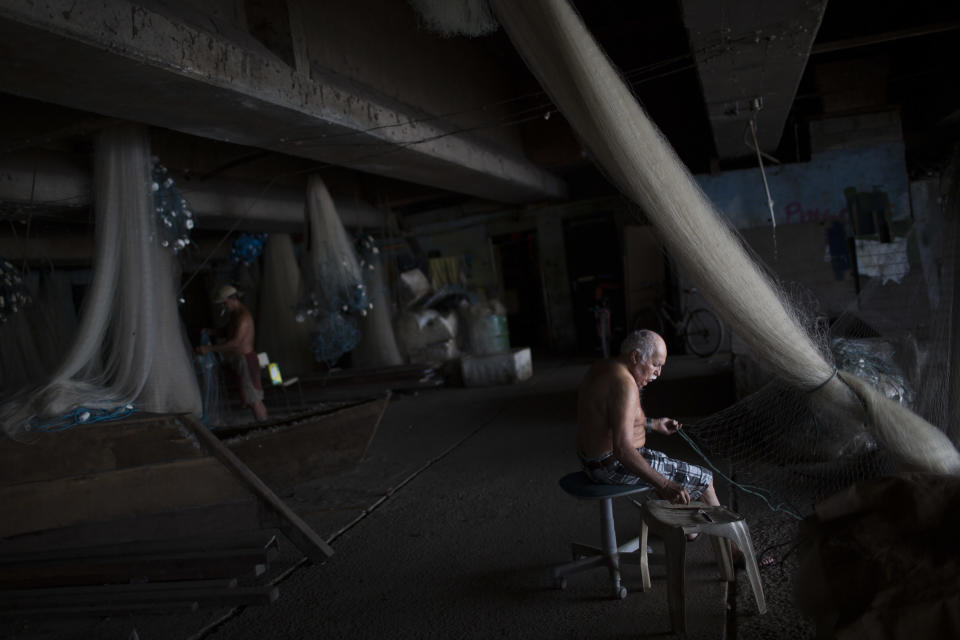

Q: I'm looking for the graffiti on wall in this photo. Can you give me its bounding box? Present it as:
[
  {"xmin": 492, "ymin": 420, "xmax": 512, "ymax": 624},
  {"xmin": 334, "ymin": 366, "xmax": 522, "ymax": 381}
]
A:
[{"xmin": 783, "ymin": 201, "xmax": 847, "ymax": 225}]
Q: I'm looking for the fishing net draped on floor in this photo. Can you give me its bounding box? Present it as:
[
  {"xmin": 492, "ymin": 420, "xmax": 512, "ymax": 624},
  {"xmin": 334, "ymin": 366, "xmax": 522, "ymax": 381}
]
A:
[{"xmin": 0, "ymin": 124, "xmax": 201, "ymax": 440}]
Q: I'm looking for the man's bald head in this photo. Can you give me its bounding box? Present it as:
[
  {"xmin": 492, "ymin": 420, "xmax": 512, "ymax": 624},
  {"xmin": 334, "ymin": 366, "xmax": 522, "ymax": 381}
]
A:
[{"xmin": 620, "ymin": 330, "xmax": 664, "ymax": 363}]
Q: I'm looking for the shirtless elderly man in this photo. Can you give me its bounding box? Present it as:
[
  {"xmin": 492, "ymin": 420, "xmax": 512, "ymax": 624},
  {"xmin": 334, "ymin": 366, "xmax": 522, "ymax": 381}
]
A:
[
  {"xmin": 577, "ymin": 329, "xmax": 720, "ymax": 508},
  {"xmin": 196, "ymin": 285, "xmax": 268, "ymax": 422}
]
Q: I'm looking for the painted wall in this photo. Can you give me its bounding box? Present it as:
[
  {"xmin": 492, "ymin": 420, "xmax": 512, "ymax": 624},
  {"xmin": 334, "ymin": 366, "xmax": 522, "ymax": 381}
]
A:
[
  {"xmin": 691, "ymin": 115, "xmax": 918, "ymax": 324},
  {"xmin": 695, "ymin": 141, "xmax": 911, "ymax": 231}
]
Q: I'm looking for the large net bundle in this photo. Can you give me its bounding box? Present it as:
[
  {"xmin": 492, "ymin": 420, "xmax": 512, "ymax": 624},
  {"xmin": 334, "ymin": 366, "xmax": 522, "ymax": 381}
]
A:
[
  {"xmin": 0, "ymin": 124, "xmax": 201, "ymax": 440},
  {"xmin": 351, "ymin": 249, "xmax": 404, "ymax": 369},
  {"xmin": 298, "ymin": 175, "xmax": 371, "ymax": 367},
  {"xmin": 256, "ymin": 233, "xmax": 315, "ymax": 377}
]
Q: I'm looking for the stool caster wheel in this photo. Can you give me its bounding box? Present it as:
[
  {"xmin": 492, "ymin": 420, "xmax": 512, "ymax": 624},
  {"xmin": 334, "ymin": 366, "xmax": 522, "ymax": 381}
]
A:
[
  {"xmin": 614, "ymin": 586, "xmax": 627, "ymax": 600},
  {"xmin": 555, "ymin": 577, "xmax": 567, "ymax": 590}
]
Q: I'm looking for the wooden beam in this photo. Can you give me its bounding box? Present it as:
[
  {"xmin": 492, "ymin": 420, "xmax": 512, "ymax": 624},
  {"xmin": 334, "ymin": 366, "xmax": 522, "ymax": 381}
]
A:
[
  {"xmin": 0, "ymin": 582, "xmax": 279, "ymax": 615},
  {"xmin": 0, "ymin": 501, "xmax": 266, "ymax": 555},
  {"xmin": 178, "ymin": 416, "xmax": 334, "ymax": 560},
  {"xmin": 0, "ymin": 539, "xmax": 279, "ymax": 588},
  {"xmin": 0, "ymin": 457, "xmax": 251, "ymax": 538},
  {"xmin": 0, "ymin": 416, "xmax": 202, "ymax": 486}
]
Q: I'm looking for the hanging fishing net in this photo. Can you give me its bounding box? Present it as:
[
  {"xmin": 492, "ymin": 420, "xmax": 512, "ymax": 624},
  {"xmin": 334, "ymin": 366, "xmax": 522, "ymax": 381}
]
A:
[
  {"xmin": 0, "ymin": 124, "xmax": 201, "ymax": 441},
  {"xmin": 297, "ymin": 175, "xmax": 372, "ymax": 367},
  {"xmin": 195, "ymin": 329, "xmax": 225, "ymax": 427},
  {"xmin": 256, "ymin": 233, "xmax": 315, "ymax": 377},
  {"xmin": 351, "ymin": 244, "xmax": 404, "ymax": 368}
]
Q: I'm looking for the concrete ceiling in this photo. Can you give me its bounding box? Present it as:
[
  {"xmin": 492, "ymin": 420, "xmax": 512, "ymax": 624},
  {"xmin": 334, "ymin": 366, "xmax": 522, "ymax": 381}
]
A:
[
  {"xmin": 0, "ymin": 0, "xmax": 957, "ymax": 222},
  {"xmin": 0, "ymin": 0, "xmax": 566, "ymax": 205},
  {"xmin": 682, "ymin": 0, "xmax": 828, "ymax": 158}
]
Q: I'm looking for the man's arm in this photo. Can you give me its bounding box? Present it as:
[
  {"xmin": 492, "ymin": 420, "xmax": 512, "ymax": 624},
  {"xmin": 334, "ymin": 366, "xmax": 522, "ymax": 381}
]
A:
[
  {"xmin": 197, "ymin": 314, "xmax": 252, "ymax": 355},
  {"xmin": 202, "ymin": 326, "xmax": 219, "ymax": 337},
  {"xmin": 646, "ymin": 417, "xmax": 682, "ymax": 435},
  {"xmin": 611, "ymin": 379, "xmax": 691, "ymax": 504}
]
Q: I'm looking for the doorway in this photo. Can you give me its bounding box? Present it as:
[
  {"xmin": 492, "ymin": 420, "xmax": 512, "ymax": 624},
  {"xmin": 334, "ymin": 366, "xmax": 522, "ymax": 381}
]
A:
[
  {"xmin": 563, "ymin": 213, "xmax": 626, "ymax": 356},
  {"xmin": 491, "ymin": 230, "xmax": 548, "ymax": 353}
]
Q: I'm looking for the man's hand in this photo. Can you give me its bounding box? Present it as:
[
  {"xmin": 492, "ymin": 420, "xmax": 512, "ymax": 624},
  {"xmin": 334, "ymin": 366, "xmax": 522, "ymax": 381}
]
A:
[
  {"xmin": 656, "ymin": 480, "xmax": 691, "ymax": 505},
  {"xmin": 649, "ymin": 417, "xmax": 682, "ymax": 435},
  {"xmin": 195, "ymin": 344, "xmax": 210, "ymax": 355}
]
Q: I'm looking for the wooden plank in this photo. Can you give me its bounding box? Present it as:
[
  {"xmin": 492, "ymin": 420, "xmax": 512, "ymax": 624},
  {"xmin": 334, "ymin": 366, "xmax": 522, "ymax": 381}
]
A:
[
  {"xmin": 0, "ymin": 544, "xmax": 277, "ymax": 588},
  {"xmin": 0, "ymin": 533, "xmax": 278, "ymax": 565},
  {"xmin": 213, "ymin": 403, "xmax": 351, "ymax": 437},
  {"xmin": 179, "ymin": 415, "xmax": 335, "ymax": 560},
  {"xmin": 0, "ymin": 579, "xmax": 238, "ymax": 598},
  {"xmin": 0, "ymin": 501, "xmax": 266, "ymax": 555},
  {"xmin": 0, "ymin": 416, "xmax": 203, "ymax": 486},
  {"xmin": 0, "ymin": 601, "xmax": 201, "ymax": 617},
  {"xmin": 224, "ymin": 393, "xmax": 390, "ymax": 488},
  {"xmin": 0, "ymin": 457, "xmax": 251, "ymax": 538},
  {"xmin": 0, "ymin": 584, "xmax": 278, "ymax": 614}
]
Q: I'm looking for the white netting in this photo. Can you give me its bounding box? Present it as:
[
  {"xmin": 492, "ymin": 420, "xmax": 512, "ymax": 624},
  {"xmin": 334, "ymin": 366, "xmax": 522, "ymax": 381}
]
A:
[
  {"xmin": 351, "ymin": 250, "xmax": 404, "ymax": 368},
  {"xmin": 256, "ymin": 233, "xmax": 315, "ymax": 377},
  {"xmin": 0, "ymin": 124, "xmax": 201, "ymax": 440},
  {"xmin": 298, "ymin": 176, "xmax": 371, "ymax": 367}
]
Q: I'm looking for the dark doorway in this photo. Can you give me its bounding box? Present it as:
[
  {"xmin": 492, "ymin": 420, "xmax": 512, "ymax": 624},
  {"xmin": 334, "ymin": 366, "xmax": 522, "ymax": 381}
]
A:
[
  {"xmin": 563, "ymin": 213, "xmax": 626, "ymax": 356},
  {"xmin": 491, "ymin": 230, "xmax": 548, "ymax": 353}
]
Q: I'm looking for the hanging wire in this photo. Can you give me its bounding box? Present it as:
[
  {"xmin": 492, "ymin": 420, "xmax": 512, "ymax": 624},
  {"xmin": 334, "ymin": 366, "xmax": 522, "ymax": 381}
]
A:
[{"xmin": 747, "ymin": 103, "xmax": 779, "ymax": 261}]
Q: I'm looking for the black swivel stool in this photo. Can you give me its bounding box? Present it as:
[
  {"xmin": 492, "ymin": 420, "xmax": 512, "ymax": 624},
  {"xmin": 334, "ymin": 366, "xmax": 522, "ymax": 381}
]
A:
[{"xmin": 551, "ymin": 471, "xmax": 654, "ymax": 599}]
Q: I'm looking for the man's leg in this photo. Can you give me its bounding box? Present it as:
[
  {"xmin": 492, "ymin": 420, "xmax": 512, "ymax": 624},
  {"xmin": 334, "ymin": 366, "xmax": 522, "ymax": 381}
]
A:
[
  {"xmin": 699, "ymin": 481, "xmax": 720, "ymax": 507},
  {"xmin": 251, "ymin": 400, "xmax": 268, "ymax": 422}
]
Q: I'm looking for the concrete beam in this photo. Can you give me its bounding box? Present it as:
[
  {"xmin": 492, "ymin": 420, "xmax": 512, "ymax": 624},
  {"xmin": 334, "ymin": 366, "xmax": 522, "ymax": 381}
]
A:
[
  {"xmin": 682, "ymin": 0, "xmax": 827, "ymax": 159},
  {"xmin": 0, "ymin": 151, "xmax": 385, "ymax": 231},
  {"xmin": 0, "ymin": 0, "xmax": 567, "ymax": 203}
]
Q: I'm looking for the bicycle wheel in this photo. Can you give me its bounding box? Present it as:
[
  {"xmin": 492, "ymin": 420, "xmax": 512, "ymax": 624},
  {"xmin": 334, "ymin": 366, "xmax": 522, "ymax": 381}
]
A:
[{"xmin": 683, "ymin": 308, "xmax": 723, "ymax": 357}]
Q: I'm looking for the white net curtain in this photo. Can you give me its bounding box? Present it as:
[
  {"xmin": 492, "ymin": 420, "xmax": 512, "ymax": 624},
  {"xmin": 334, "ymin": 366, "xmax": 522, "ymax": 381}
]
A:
[
  {"xmin": 256, "ymin": 232, "xmax": 315, "ymax": 378},
  {"xmin": 0, "ymin": 124, "xmax": 201, "ymax": 440}
]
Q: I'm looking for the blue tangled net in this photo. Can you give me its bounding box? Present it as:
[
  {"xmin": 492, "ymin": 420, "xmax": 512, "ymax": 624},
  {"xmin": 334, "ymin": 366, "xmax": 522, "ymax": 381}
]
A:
[{"xmin": 232, "ymin": 232, "xmax": 269, "ymax": 265}]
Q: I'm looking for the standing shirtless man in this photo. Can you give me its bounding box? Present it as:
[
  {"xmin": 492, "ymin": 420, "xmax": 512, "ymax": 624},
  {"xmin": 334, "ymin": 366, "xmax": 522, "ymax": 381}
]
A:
[
  {"xmin": 196, "ymin": 285, "xmax": 268, "ymax": 422},
  {"xmin": 577, "ymin": 329, "xmax": 720, "ymax": 508}
]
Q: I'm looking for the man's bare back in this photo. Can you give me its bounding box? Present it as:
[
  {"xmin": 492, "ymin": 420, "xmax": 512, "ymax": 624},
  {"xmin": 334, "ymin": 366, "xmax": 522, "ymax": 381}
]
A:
[{"xmin": 577, "ymin": 358, "xmax": 646, "ymax": 458}]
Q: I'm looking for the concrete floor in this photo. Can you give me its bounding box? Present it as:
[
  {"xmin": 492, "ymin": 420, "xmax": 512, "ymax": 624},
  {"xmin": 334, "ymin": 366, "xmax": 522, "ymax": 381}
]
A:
[{"xmin": 9, "ymin": 355, "xmax": 752, "ymax": 640}]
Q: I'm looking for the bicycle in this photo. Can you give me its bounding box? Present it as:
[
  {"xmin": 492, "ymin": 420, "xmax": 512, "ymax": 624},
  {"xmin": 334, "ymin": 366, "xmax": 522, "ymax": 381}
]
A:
[{"xmin": 632, "ymin": 290, "xmax": 724, "ymax": 357}]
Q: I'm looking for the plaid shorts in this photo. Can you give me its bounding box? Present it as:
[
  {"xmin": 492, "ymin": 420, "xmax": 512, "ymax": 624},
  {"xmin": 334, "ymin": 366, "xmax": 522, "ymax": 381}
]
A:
[{"xmin": 579, "ymin": 448, "xmax": 713, "ymax": 500}]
